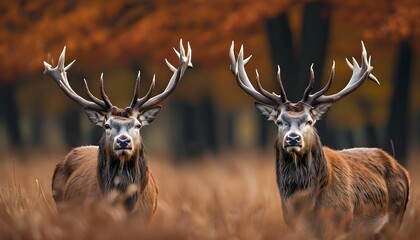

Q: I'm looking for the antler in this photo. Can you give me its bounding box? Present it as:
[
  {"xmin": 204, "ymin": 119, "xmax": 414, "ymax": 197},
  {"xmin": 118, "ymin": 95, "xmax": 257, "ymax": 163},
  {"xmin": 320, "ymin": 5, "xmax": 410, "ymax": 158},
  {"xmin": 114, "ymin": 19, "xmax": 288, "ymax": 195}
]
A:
[
  {"xmin": 43, "ymin": 47, "xmax": 113, "ymax": 112},
  {"xmin": 131, "ymin": 39, "xmax": 193, "ymax": 111},
  {"xmin": 229, "ymin": 41, "xmax": 288, "ymax": 106},
  {"xmin": 302, "ymin": 41, "xmax": 380, "ymax": 106}
]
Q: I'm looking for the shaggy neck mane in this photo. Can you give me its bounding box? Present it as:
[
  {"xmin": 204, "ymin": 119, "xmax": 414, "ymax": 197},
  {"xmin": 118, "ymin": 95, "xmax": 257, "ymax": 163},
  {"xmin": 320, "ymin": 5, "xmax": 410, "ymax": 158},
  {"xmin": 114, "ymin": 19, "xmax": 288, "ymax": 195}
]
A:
[
  {"xmin": 275, "ymin": 133, "xmax": 329, "ymax": 199},
  {"xmin": 97, "ymin": 137, "xmax": 149, "ymax": 212}
]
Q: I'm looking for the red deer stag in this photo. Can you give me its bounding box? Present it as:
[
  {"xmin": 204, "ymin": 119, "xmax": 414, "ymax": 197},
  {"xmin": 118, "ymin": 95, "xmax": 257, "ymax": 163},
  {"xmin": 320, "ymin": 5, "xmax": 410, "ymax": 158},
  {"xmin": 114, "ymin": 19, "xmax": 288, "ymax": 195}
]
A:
[
  {"xmin": 44, "ymin": 40, "xmax": 192, "ymax": 220},
  {"xmin": 229, "ymin": 41, "xmax": 409, "ymax": 238}
]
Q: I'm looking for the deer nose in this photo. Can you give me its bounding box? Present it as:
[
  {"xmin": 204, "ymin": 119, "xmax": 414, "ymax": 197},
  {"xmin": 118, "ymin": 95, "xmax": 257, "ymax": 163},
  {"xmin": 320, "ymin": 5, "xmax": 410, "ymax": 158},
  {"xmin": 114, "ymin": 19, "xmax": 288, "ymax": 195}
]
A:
[
  {"xmin": 286, "ymin": 133, "xmax": 301, "ymax": 146},
  {"xmin": 116, "ymin": 135, "xmax": 131, "ymax": 148}
]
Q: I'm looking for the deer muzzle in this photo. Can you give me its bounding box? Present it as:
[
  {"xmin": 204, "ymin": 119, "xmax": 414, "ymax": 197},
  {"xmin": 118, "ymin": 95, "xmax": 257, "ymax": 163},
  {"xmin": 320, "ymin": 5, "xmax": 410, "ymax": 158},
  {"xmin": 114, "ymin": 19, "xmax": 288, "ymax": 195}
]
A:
[
  {"xmin": 284, "ymin": 132, "xmax": 303, "ymax": 153},
  {"xmin": 114, "ymin": 134, "xmax": 133, "ymax": 156}
]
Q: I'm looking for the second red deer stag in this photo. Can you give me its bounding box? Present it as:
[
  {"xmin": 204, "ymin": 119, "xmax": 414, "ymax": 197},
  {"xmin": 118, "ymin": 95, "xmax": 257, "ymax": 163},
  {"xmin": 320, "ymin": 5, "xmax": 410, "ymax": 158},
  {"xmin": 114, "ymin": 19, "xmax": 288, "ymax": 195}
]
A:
[
  {"xmin": 229, "ymin": 41, "xmax": 409, "ymax": 238},
  {"xmin": 44, "ymin": 40, "xmax": 192, "ymax": 220}
]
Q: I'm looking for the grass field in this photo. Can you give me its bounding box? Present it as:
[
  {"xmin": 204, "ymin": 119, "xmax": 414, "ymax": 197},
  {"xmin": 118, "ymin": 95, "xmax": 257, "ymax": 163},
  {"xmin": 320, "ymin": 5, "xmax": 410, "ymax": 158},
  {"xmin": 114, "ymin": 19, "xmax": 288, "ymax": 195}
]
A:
[{"xmin": 0, "ymin": 150, "xmax": 419, "ymax": 239}]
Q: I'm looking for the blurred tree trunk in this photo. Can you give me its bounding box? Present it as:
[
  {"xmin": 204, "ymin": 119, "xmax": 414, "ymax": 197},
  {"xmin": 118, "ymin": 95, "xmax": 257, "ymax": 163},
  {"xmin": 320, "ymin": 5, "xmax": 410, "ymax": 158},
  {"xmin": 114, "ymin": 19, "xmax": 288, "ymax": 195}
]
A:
[
  {"xmin": 170, "ymin": 96, "xmax": 218, "ymax": 161},
  {"xmin": 298, "ymin": 1, "xmax": 334, "ymax": 148},
  {"xmin": 0, "ymin": 84, "xmax": 23, "ymax": 149},
  {"xmin": 170, "ymin": 98, "xmax": 202, "ymax": 162},
  {"xmin": 365, "ymin": 123, "xmax": 378, "ymax": 148},
  {"xmin": 387, "ymin": 39, "xmax": 413, "ymax": 166},
  {"xmin": 298, "ymin": 1, "xmax": 332, "ymax": 101},
  {"xmin": 359, "ymin": 99, "xmax": 379, "ymax": 148},
  {"xmin": 30, "ymin": 113, "xmax": 43, "ymax": 148},
  {"xmin": 225, "ymin": 112, "xmax": 235, "ymax": 149},
  {"xmin": 264, "ymin": 1, "xmax": 333, "ymax": 148},
  {"xmin": 89, "ymin": 126, "xmax": 103, "ymax": 144},
  {"xmin": 60, "ymin": 109, "xmax": 82, "ymax": 148},
  {"xmin": 264, "ymin": 10, "xmax": 295, "ymax": 149},
  {"xmin": 197, "ymin": 95, "xmax": 218, "ymax": 154},
  {"xmin": 334, "ymin": 127, "xmax": 355, "ymax": 149},
  {"xmin": 266, "ymin": 12, "xmax": 296, "ymax": 90},
  {"xmin": 59, "ymin": 72, "xmax": 85, "ymax": 148}
]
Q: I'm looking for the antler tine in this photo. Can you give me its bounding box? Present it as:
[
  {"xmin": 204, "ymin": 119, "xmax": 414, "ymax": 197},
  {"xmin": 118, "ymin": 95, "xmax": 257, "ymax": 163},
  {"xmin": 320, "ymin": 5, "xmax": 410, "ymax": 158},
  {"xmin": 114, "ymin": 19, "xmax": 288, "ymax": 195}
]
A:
[
  {"xmin": 255, "ymin": 69, "xmax": 282, "ymax": 104},
  {"xmin": 310, "ymin": 41, "xmax": 377, "ymax": 106},
  {"xmin": 237, "ymin": 45, "xmax": 253, "ymax": 86},
  {"xmin": 229, "ymin": 41, "xmax": 282, "ymax": 106},
  {"xmin": 302, "ymin": 63, "xmax": 315, "ymax": 102},
  {"xmin": 276, "ymin": 66, "xmax": 289, "ymax": 103},
  {"xmin": 99, "ymin": 73, "xmax": 113, "ymax": 108},
  {"xmin": 229, "ymin": 41, "xmax": 237, "ymax": 72},
  {"xmin": 43, "ymin": 47, "xmax": 107, "ymax": 112},
  {"xmin": 179, "ymin": 39, "xmax": 186, "ymax": 60},
  {"xmin": 346, "ymin": 56, "xmax": 379, "ymax": 85},
  {"xmin": 130, "ymin": 71, "xmax": 142, "ymax": 108},
  {"xmin": 133, "ymin": 39, "xmax": 192, "ymax": 111},
  {"xmin": 44, "ymin": 47, "xmax": 76, "ymax": 94},
  {"xmin": 83, "ymin": 79, "xmax": 108, "ymax": 109},
  {"xmin": 187, "ymin": 41, "xmax": 193, "ymax": 68},
  {"xmin": 306, "ymin": 61, "xmax": 335, "ymax": 102},
  {"xmin": 187, "ymin": 42, "xmax": 193, "ymax": 68},
  {"xmin": 133, "ymin": 75, "xmax": 156, "ymax": 110},
  {"xmin": 302, "ymin": 64, "xmax": 315, "ymax": 102}
]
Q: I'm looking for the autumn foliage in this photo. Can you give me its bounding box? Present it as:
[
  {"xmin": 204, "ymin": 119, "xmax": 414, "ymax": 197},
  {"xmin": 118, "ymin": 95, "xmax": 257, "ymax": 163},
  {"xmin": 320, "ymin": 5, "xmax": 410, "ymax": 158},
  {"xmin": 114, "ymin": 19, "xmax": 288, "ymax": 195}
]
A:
[
  {"xmin": 0, "ymin": 0, "xmax": 284, "ymax": 83},
  {"xmin": 1, "ymin": 0, "xmax": 419, "ymax": 83}
]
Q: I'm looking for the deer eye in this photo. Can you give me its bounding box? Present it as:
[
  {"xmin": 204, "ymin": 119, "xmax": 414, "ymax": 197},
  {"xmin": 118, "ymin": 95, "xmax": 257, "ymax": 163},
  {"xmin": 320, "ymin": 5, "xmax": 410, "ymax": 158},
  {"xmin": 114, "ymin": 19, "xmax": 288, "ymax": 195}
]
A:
[
  {"xmin": 135, "ymin": 124, "xmax": 141, "ymax": 129},
  {"xmin": 104, "ymin": 123, "xmax": 111, "ymax": 130},
  {"xmin": 276, "ymin": 120, "xmax": 283, "ymax": 126},
  {"xmin": 306, "ymin": 120, "xmax": 313, "ymax": 126}
]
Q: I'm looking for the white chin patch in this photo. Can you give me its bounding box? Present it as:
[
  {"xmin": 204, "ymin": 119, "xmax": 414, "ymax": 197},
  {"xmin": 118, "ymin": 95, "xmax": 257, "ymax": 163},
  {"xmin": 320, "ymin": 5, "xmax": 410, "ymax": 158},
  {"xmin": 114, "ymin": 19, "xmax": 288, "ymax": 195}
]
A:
[
  {"xmin": 115, "ymin": 149, "xmax": 133, "ymax": 158},
  {"xmin": 285, "ymin": 146, "xmax": 302, "ymax": 153}
]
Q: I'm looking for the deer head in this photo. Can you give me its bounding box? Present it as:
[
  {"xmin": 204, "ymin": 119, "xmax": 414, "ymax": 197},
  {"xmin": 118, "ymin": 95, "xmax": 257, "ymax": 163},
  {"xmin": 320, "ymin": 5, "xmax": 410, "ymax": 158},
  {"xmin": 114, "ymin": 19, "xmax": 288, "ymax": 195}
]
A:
[
  {"xmin": 229, "ymin": 41, "xmax": 379, "ymax": 156},
  {"xmin": 44, "ymin": 40, "xmax": 192, "ymax": 159}
]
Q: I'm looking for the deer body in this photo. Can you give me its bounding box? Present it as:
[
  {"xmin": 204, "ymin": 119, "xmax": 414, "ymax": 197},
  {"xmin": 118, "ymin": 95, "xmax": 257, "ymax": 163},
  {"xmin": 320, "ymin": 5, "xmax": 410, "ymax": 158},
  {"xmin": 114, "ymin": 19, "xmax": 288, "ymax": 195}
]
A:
[
  {"xmin": 276, "ymin": 144, "xmax": 409, "ymax": 236},
  {"xmin": 52, "ymin": 146, "xmax": 158, "ymax": 217},
  {"xmin": 45, "ymin": 40, "xmax": 192, "ymax": 218},
  {"xmin": 229, "ymin": 41, "xmax": 410, "ymax": 238}
]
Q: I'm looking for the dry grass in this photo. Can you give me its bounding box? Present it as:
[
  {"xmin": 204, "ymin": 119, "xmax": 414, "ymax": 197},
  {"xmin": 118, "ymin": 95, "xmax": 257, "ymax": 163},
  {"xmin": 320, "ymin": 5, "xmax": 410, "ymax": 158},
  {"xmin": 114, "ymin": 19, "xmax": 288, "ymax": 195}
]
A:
[{"xmin": 0, "ymin": 150, "xmax": 419, "ymax": 239}]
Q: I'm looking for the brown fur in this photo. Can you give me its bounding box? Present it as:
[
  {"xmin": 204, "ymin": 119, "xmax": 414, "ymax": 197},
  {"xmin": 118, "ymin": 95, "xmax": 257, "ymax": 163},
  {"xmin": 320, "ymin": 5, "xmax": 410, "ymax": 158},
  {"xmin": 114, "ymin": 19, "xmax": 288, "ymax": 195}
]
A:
[
  {"xmin": 255, "ymin": 102, "xmax": 411, "ymax": 238},
  {"xmin": 52, "ymin": 146, "xmax": 158, "ymax": 220},
  {"xmin": 276, "ymin": 141, "xmax": 410, "ymax": 239}
]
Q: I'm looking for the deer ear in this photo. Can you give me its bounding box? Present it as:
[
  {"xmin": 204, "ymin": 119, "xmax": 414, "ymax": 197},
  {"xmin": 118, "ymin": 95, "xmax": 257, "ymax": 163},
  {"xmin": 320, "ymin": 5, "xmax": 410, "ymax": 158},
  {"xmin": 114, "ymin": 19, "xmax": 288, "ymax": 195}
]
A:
[
  {"xmin": 254, "ymin": 102, "xmax": 279, "ymax": 122},
  {"xmin": 84, "ymin": 110, "xmax": 106, "ymax": 126},
  {"xmin": 138, "ymin": 106, "xmax": 162, "ymax": 126},
  {"xmin": 311, "ymin": 103, "xmax": 332, "ymax": 121}
]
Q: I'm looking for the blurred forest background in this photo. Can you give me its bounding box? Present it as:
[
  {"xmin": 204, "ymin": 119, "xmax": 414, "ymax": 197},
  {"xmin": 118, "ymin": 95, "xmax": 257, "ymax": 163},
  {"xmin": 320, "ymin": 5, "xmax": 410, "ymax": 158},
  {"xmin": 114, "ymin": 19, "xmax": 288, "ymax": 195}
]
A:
[{"xmin": 0, "ymin": 0, "xmax": 419, "ymax": 165}]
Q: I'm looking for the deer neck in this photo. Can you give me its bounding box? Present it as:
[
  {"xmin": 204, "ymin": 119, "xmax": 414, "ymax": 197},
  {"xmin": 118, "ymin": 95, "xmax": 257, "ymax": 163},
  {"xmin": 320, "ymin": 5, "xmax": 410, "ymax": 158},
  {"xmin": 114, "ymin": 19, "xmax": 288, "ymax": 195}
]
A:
[
  {"xmin": 275, "ymin": 134, "xmax": 329, "ymax": 200},
  {"xmin": 97, "ymin": 139, "xmax": 149, "ymax": 212}
]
